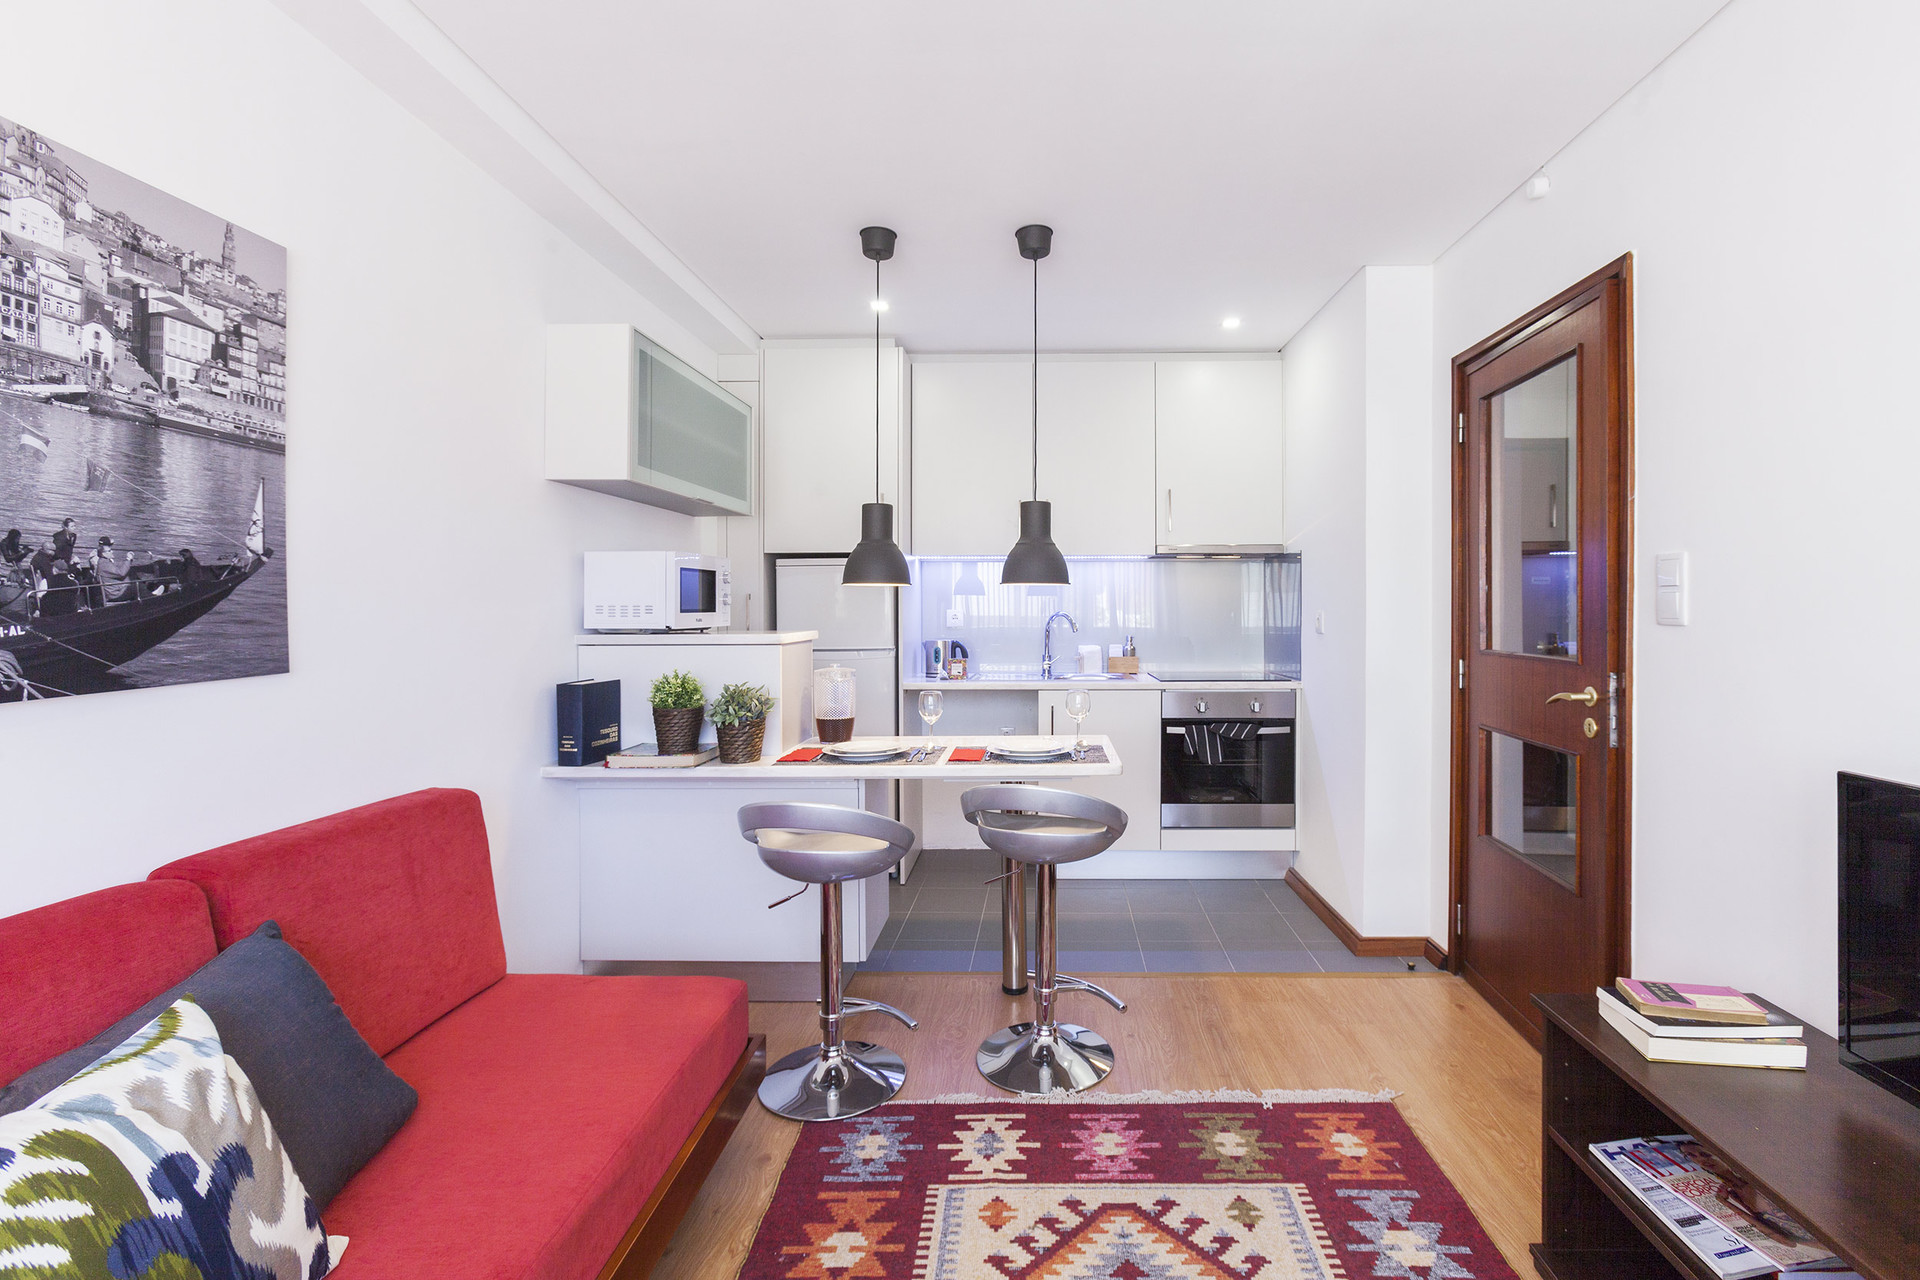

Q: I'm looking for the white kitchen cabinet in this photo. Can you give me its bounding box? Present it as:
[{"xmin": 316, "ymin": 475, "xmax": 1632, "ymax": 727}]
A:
[
  {"xmin": 762, "ymin": 341, "xmax": 903, "ymax": 555},
  {"xmin": 1038, "ymin": 688, "xmax": 1161, "ymax": 850},
  {"xmin": 910, "ymin": 357, "xmax": 1031, "ymax": 556},
  {"xmin": 1154, "ymin": 359, "xmax": 1284, "ymax": 550},
  {"xmin": 1036, "ymin": 361, "xmax": 1157, "ymax": 556}
]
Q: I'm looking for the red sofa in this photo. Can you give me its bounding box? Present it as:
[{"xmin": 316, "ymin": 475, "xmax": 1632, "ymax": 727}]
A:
[{"xmin": 0, "ymin": 788, "xmax": 762, "ymax": 1279}]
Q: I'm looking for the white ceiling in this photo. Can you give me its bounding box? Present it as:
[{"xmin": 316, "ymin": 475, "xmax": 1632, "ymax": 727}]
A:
[{"xmin": 410, "ymin": 0, "xmax": 1724, "ymax": 353}]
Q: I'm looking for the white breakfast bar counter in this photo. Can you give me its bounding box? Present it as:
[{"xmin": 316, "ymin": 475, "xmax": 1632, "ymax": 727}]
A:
[{"xmin": 543, "ymin": 735, "xmax": 1120, "ymax": 999}]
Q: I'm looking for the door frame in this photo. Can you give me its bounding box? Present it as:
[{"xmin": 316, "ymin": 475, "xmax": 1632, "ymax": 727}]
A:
[{"xmin": 1446, "ymin": 254, "xmax": 1636, "ymax": 1002}]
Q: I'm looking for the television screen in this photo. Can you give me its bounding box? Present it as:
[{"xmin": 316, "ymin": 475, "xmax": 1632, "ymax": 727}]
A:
[{"xmin": 1839, "ymin": 771, "xmax": 1920, "ymax": 1106}]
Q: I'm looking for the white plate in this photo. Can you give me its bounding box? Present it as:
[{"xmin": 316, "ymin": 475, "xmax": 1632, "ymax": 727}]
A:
[
  {"xmin": 822, "ymin": 741, "xmax": 908, "ymax": 761},
  {"xmin": 988, "ymin": 740, "xmax": 1075, "ymax": 761}
]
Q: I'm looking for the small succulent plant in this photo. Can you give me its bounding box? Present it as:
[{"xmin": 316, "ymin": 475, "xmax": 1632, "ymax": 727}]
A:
[
  {"xmin": 709, "ymin": 681, "xmax": 775, "ymax": 727},
  {"xmin": 649, "ymin": 669, "xmax": 704, "ymax": 710}
]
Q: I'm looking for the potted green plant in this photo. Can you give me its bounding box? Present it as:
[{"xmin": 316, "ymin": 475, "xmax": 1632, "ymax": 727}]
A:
[
  {"xmin": 649, "ymin": 670, "xmax": 705, "ymax": 756},
  {"xmin": 709, "ymin": 681, "xmax": 775, "ymax": 764}
]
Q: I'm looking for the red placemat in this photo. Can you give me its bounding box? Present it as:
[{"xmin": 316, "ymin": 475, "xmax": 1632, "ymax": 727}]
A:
[
  {"xmin": 948, "ymin": 747, "xmax": 987, "ymax": 762},
  {"xmin": 777, "ymin": 747, "xmax": 825, "ymax": 763}
]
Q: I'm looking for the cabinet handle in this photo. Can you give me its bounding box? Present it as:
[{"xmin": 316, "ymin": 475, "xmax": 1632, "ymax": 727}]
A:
[
  {"xmin": 1167, "ymin": 487, "xmax": 1174, "ymax": 533},
  {"xmin": 1549, "ymin": 483, "xmax": 1558, "ymax": 530}
]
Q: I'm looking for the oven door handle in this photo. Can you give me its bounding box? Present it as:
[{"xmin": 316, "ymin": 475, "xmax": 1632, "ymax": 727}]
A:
[{"xmin": 1256, "ymin": 726, "xmax": 1291, "ymax": 735}]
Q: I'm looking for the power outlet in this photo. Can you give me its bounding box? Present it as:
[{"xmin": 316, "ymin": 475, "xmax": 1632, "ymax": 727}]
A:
[{"xmin": 945, "ymin": 608, "xmax": 963, "ymax": 628}]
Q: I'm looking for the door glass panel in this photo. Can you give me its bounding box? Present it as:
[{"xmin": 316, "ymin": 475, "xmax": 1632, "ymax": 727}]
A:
[
  {"xmin": 1487, "ymin": 729, "xmax": 1577, "ymax": 889},
  {"xmin": 1488, "ymin": 355, "xmax": 1578, "ymax": 657}
]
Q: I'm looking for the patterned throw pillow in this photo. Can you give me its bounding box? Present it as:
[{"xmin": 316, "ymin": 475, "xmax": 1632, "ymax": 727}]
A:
[{"xmin": 0, "ymin": 996, "xmax": 335, "ymax": 1279}]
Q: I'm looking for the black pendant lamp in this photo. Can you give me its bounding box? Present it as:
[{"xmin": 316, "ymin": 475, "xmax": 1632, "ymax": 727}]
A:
[
  {"xmin": 842, "ymin": 225, "xmax": 912, "ymax": 587},
  {"xmin": 1001, "ymin": 223, "xmax": 1070, "ymax": 585}
]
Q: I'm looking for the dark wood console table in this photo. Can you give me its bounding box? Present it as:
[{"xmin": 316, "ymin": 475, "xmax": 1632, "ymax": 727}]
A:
[{"xmin": 1533, "ymin": 993, "xmax": 1920, "ymax": 1280}]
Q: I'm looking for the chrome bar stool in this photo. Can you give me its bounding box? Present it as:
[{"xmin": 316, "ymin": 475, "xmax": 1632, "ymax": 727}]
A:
[
  {"xmin": 740, "ymin": 802, "xmax": 919, "ymax": 1121},
  {"xmin": 962, "ymin": 785, "xmax": 1129, "ymax": 1095}
]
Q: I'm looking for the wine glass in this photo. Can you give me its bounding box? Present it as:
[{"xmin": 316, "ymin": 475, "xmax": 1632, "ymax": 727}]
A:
[
  {"xmin": 1064, "ymin": 689, "xmax": 1092, "ymax": 757},
  {"xmin": 917, "ymin": 690, "xmax": 943, "ymax": 754}
]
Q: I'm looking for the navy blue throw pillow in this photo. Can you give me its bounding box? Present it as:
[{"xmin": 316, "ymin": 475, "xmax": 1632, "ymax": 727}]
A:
[{"xmin": 0, "ymin": 920, "xmax": 416, "ymax": 1207}]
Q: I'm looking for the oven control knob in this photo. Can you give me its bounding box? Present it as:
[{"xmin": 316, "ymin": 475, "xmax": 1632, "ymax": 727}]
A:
[
  {"xmin": 1194, "ymin": 698, "xmax": 1209, "ymax": 714},
  {"xmin": 1250, "ymin": 699, "xmax": 1262, "ymax": 714}
]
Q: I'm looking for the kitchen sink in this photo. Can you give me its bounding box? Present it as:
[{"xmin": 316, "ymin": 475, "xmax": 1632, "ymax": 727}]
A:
[{"xmin": 1053, "ymin": 672, "xmax": 1135, "ymax": 681}]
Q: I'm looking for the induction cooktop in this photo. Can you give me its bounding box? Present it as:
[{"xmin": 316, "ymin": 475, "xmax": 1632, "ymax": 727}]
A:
[{"xmin": 1149, "ymin": 670, "xmax": 1297, "ymax": 683}]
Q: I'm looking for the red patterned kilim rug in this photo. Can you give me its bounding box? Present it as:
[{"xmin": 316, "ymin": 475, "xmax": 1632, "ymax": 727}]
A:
[{"xmin": 739, "ymin": 1089, "xmax": 1520, "ymax": 1279}]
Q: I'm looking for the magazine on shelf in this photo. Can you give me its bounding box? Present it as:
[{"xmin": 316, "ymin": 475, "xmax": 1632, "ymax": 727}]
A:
[
  {"xmin": 1597, "ymin": 986, "xmax": 1804, "ymax": 1040},
  {"xmin": 1595, "ymin": 994, "xmax": 1808, "ymax": 1069},
  {"xmin": 1589, "ymin": 1136, "xmax": 1836, "ymax": 1278},
  {"xmin": 1616, "ymin": 978, "xmax": 1772, "ymax": 1025}
]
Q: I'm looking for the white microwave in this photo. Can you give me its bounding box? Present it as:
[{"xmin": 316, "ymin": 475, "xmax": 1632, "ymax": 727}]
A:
[{"xmin": 583, "ymin": 551, "xmax": 731, "ymax": 632}]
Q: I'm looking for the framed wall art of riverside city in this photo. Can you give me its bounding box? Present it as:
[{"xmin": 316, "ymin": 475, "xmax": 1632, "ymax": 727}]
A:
[{"xmin": 0, "ymin": 113, "xmax": 288, "ymax": 703}]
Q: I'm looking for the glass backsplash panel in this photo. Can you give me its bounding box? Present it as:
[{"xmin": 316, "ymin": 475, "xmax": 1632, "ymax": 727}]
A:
[{"xmin": 906, "ymin": 555, "xmax": 1301, "ymax": 678}]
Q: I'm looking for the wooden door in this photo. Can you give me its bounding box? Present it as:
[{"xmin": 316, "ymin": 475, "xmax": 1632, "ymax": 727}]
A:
[{"xmin": 1450, "ymin": 258, "xmax": 1633, "ymax": 1045}]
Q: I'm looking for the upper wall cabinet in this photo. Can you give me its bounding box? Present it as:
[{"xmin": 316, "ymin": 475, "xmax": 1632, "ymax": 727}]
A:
[
  {"xmin": 1154, "ymin": 359, "xmax": 1284, "ymax": 551},
  {"xmin": 762, "ymin": 341, "xmax": 904, "ymax": 555},
  {"xmin": 545, "ymin": 325, "xmax": 752, "ymax": 516},
  {"xmin": 911, "ymin": 358, "xmax": 1030, "ymax": 557},
  {"xmin": 1037, "ymin": 360, "xmax": 1157, "ymax": 556}
]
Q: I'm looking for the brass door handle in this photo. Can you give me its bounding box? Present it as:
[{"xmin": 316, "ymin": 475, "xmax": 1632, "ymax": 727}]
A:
[{"xmin": 1547, "ymin": 686, "xmax": 1599, "ymax": 707}]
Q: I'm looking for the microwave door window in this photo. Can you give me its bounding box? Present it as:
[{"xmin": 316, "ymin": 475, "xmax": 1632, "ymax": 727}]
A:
[{"xmin": 680, "ymin": 567, "xmax": 717, "ymax": 614}]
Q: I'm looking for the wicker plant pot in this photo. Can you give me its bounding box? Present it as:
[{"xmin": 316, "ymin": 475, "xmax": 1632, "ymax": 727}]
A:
[
  {"xmin": 652, "ymin": 705, "xmax": 704, "ymax": 756},
  {"xmin": 715, "ymin": 718, "xmax": 768, "ymax": 765}
]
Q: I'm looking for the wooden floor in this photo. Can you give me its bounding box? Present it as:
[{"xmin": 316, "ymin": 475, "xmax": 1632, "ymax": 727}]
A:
[{"xmin": 651, "ymin": 970, "xmax": 1542, "ymax": 1280}]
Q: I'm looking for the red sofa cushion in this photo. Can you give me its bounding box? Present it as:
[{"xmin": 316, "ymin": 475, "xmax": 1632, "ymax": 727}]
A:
[
  {"xmin": 0, "ymin": 881, "xmax": 216, "ymax": 1085},
  {"xmin": 149, "ymin": 788, "xmax": 507, "ymax": 1056},
  {"xmin": 322, "ymin": 973, "xmax": 748, "ymax": 1280}
]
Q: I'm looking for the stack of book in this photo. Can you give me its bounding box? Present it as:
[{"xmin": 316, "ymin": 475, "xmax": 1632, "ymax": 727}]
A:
[
  {"xmin": 1589, "ymin": 1135, "xmax": 1846, "ymax": 1277},
  {"xmin": 1596, "ymin": 979, "xmax": 1807, "ymax": 1070}
]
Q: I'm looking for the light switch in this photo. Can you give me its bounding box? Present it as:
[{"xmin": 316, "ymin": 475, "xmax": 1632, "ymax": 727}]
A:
[
  {"xmin": 1315, "ymin": 611, "xmax": 1326, "ymax": 635},
  {"xmin": 1654, "ymin": 552, "xmax": 1687, "ymax": 626}
]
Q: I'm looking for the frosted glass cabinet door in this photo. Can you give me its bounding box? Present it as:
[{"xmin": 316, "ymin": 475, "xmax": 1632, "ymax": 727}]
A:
[
  {"xmin": 1154, "ymin": 360, "xmax": 1284, "ymax": 549},
  {"xmin": 911, "ymin": 358, "xmax": 1031, "ymax": 556},
  {"xmin": 640, "ymin": 334, "xmax": 752, "ymax": 512}
]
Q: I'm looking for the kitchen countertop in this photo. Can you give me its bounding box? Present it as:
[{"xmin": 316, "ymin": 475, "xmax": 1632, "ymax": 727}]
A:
[
  {"xmin": 576, "ymin": 630, "xmax": 818, "ymax": 644},
  {"xmin": 541, "ymin": 734, "xmax": 1121, "ymax": 780},
  {"xmin": 903, "ymin": 675, "xmax": 1301, "ymax": 692}
]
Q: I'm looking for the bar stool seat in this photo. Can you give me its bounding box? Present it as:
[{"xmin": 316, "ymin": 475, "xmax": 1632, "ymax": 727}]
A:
[
  {"xmin": 740, "ymin": 802, "xmax": 918, "ymax": 1121},
  {"xmin": 962, "ymin": 785, "xmax": 1128, "ymax": 1096}
]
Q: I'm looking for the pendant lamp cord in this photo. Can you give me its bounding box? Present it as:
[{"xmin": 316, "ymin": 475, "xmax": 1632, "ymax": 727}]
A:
[
  {"xmin": 875, "ymin": 256, "xmax": 883, "ymax": 503},
  {"xmin": 1031, "ymin": 255, "xmax": 1039, "ymax": 501}
]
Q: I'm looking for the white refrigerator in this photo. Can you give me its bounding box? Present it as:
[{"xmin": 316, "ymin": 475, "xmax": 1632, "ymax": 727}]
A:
[{"xmin": 773, "ymin": 558, "xmax": 910, "ymax": 871}]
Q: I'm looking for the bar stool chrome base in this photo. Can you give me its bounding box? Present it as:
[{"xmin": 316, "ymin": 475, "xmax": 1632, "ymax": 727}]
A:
[
  {"xmin": 759, "ymin": 1041, "xmax": 908, "ymax": 1122},
  {"xmin": 977, "ymin": 1021, "xmax": 1115, "ymax": 1096}
]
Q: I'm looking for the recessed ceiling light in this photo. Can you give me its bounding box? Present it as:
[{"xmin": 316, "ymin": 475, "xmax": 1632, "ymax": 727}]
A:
[
  {"xmin": 870, "ymin": 298, "xmax": 890, "ymax": 312},
  {"xmin": 1221, "ymin": 316, "xmax": 1242, "ymax": 330}
]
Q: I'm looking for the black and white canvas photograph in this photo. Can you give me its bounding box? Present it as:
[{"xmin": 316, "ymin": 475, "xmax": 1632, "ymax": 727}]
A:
[{"xmin": 0, "ymin": 114, "xmax": 287, "ymax": 701}]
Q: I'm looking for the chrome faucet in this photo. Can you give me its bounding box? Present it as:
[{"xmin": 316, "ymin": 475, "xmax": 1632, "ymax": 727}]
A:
[{"xmin": 1040, "ymin": 611, "xmax": 1078, "ymax": 679}]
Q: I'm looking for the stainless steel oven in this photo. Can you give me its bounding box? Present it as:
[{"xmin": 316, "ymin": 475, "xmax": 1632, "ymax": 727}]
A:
[{"xmin": 1160, "ymin": 689, "xmax": 1295, "ymax": 828}]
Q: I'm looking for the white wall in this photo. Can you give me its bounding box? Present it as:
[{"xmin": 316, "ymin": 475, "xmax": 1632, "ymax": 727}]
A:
[
  {"xmin": 0, "ymin": 0, "xmax": 738, "ymax": 972},
  {"xmin": 1283, "ymin": 274, "xmax": 1368, "ymax": 922},
  {"xmin": 1282, "ymin": 267, "xmax": 1434, "ymax": 937},
  {"xmin": 1430, "ymin": 0, "xmax": 1920, "ymax": 1032}
]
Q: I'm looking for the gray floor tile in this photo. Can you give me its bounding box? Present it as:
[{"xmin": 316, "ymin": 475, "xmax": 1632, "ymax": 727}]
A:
[
  {"xmin": 1056, "ymin": 949, "xmax": 1146, "ymax": 973},
  {"xmin": 1206, "ymin": 914, "xmax": 1299, "ymax": 947},
  {"xmin": 965, "ymin": 950, "xmax": 1003, "ymax": 973},
  {"xmin": 875, "ymin": 920, "xmax": 904, "ymax": 947},
  {"xmin": 1310, "ymin": 951, "xmax": 1424, "ymax": 973},
  {"xmin": 1056, "ymin": 885, "xmax": 1133, "ymax": 913},
  {"xmin": 1192, "ymin": 880, "xmax": 1285, "ymax": 912},
  {"xmin": 912, "ymin": 886, "xmax": 992, "ymax": 913},
  {"xmin": 1126, "ymin": 882, "xmax": 1200, "ymax": 910},
  {"xmin": 871, "ymin": 951, "xmax": 975, "ymax": 971},
  {"xmin": 1057, "ymin": 915, "xmax": 1141, "ymax": 947},
  {"xmin": 897, "ymin": 912, "xmax": 985, "ymax": 942},
  {"xmin": 1265, "ymin": 884, "xmax": 1321, "ymax": 916},
  {"xmin": 1282, "ymin": 915, "xmax": 1342, "ymax": 947},
  {"xmin": 1227, "ymin": 950, "xmax": 1324, "ymax": 973},
  {"xmin": 1142, "ymin": 948, "xmax": 1234, "ymax": 973},
  {"xmin": 1131, "ymin": 912, "xmax": 1220, "ymax": 944}
]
